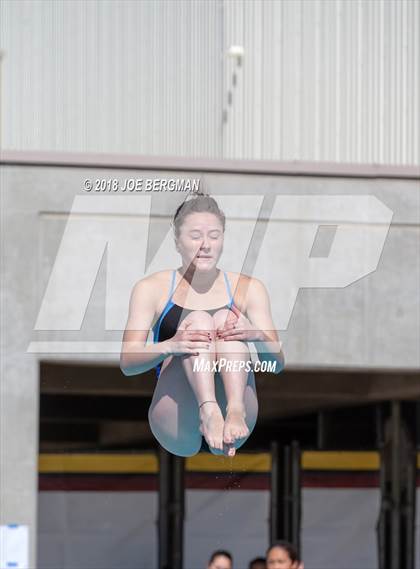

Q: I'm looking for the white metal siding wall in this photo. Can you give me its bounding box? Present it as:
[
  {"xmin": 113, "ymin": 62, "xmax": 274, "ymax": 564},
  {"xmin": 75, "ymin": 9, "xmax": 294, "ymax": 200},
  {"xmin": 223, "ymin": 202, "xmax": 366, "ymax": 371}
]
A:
[
  {"xmin": 0, "ymin": 0, "xmax": 223, "ymax": 157},
  {"xmin": 1, "ymin": 0, "xmax": 419, "ymax": 165},
  {"xmin": 222, "ymin": 0, "xmax": 420, "ymax": 164}
]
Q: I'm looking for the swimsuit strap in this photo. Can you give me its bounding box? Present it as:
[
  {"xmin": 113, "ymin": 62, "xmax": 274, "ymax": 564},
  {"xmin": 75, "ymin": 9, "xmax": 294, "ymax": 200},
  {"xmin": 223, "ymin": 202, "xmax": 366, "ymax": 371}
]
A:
[
  {"xmin": 223, "ymin": 271, "xmax": 234, "ymax": 309},
  {"xmin": 167, "ymin": 269, "xmax": 177, "ymax": 301}
]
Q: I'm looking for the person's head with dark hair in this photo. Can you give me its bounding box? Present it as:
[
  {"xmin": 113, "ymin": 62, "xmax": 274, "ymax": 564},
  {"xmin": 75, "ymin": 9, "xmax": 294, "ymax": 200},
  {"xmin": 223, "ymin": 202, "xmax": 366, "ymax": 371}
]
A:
[
  {"xmin": 266, "ymin": 541, "xmax": 303, "ymax": 569},
  {"xmin": 207, "ymin": 549, "xmax": 233, "ymax": 569},
  {"xmin": 172, "ymin": 192, "xmax": 226, "ymax": 276},
  {"xmin": 248, "ymin": 556, "xmax": 266, "ymax": 569}
]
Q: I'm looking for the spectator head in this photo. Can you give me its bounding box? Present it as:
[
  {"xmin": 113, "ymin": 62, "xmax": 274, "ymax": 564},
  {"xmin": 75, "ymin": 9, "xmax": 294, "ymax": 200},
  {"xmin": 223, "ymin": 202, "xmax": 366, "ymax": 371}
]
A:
[
  {"xmin": 266, "ymin": 541, "xmax": 301, "ymax": 569},
  {"xmin": 207, "ymin": 550, "xmax": 233, "ymax": 569},
  {"xmin": 249, "ymin": 556, "xmax": 266, "ymax": 569}
]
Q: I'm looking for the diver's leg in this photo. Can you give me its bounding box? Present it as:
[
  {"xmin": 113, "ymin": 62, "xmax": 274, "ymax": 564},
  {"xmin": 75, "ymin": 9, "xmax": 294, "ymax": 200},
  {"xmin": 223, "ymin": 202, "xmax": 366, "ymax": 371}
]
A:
[
  {"xmin": 149, "ymin": 308, "xmax": 256, "ymax": 457},
  {"xmin": 148, "ymin": 355, "xmax": 203, "ymax": 457},
  {"xmin": 177, "ymin": 310, "xmax": 225, "ymax": 452},
  {"xmin": 212, "ymin": 309, "xmax": 258, "ymax": 453},
  {"xmin": 214, "ymin": 369, "xmax": 258, "ymax": 454}
]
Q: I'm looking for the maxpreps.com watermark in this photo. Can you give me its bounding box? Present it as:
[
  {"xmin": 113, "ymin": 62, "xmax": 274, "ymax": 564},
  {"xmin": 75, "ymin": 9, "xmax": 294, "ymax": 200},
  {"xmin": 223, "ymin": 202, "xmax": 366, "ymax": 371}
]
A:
[
  {"xmin": 193, "ymin": 358, "xmax": 277, "ymax": 373},
  {"xmin": 83, "ymin": 178, "xmax": 200, "ymax": 192}
]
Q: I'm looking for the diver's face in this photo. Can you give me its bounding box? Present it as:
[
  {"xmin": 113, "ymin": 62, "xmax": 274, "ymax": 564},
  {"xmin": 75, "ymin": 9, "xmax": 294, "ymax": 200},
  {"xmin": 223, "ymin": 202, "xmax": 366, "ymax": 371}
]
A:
[
  {"xmin": 176, "ymin": 212, "xmax": 224, "ymax": 272},
  {"xmin": 266, "ymin": 547, "xmax": 298, "ymax": 569},
  {"xmin": 208, "ymin": 555, "xmax": 232, "ymax": 569}
]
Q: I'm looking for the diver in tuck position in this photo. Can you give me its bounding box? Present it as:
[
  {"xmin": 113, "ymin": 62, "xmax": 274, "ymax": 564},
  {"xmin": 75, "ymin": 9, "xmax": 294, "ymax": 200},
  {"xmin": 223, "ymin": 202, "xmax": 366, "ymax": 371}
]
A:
[{"xmin": 121, "ymin": 193, "xmax": 284, "ymax": 457}]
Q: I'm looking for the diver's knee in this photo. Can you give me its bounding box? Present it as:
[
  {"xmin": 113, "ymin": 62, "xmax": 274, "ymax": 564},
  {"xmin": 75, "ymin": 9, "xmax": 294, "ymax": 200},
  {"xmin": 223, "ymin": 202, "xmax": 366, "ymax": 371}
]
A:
[
  {"xmin": 212, "ymin": 308, "xmax": 236, "ymax": 330},
  {"xmin": 181, "ymin": 310, "xmax": 215, "ymax": 330}
]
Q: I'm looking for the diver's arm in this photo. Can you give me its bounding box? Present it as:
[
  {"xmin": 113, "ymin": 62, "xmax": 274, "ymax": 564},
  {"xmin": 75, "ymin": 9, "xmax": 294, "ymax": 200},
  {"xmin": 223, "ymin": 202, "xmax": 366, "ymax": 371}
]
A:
[
  {"xmin": 245, "ymin": 279, "xmax": 285, "ymax": 374},
  {"xmin": 120, "ymin": 278, "xmax": 211, "ymax": 376},
  {"xmin": 120, "ymin": 279, "xmax": 171, "ymax": 376}
]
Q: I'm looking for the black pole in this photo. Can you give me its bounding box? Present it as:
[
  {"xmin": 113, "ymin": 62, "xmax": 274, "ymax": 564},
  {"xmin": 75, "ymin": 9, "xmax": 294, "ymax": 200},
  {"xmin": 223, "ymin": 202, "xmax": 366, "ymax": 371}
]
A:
[
  {"xmin": 172, "ymin": 455, "xmax": 185, "ymax": 569},
  {"xmin": 405, "ymin": 452, "xmax": 415, "ymax": 569},
  {"xmin": 270, "ymin": 440, "xmax": 301, "ymax": 554},
  {"xmin": 376, "ymin": 445, "xmax": 387, "ymax": 569},
  {"xmin": 158, "ymin": 447, "xmax": 185, "ymax": 569},
  {"xmin": 158, "ymin": 447, "xmax": 171, "ymax": 569},
  {"xmin": 269, "ymin": 440, "xmax": 280, "ymax": 544},
  {"xmin": 282, "ymin": 445, "xmax": 291, "ymax": 537},
  {"xmin": 390, "ymin": 401, "xmax": 401, "ymax": 569},
  {"xmin": 291, "ymin": 440, "xmax": 302, "ymax": 553},
  {"xmin": 377, "ymin": 401, "xmax": 417, "ymax": 569}
]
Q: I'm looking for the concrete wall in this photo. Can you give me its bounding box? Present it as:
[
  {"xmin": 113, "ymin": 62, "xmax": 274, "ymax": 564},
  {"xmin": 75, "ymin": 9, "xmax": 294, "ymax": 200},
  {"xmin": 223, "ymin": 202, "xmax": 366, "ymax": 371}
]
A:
[{"xmin": 1, "ymin": 161, "xmax": 419, "ymax": 565}]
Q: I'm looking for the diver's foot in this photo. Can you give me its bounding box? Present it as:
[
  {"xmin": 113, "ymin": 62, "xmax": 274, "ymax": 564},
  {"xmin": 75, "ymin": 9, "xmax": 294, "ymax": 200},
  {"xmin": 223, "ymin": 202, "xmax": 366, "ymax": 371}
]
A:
[
  {"xmin": 224, "ymin": 402, "xmax": 249, "ymax": 444},
  {"xmin": 199, "ymin": 401, "xmax": 224, "ymax": 452}
]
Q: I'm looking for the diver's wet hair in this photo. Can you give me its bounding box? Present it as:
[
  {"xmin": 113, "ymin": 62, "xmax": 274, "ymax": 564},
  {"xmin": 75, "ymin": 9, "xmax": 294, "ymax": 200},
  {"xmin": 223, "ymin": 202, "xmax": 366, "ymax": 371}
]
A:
[
  {"xmin": 266, "ymin": 540, "xmax": 299, "ymax": 562},
  {"xmin": 172, "ymin": 191, "xmax": 225, "ymax": 238}
]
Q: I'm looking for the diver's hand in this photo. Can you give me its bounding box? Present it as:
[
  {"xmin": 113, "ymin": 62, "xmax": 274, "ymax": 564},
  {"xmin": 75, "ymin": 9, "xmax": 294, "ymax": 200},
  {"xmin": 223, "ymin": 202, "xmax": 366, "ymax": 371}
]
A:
[
  {"xmin": 216, "ymin": 304, "xmax": 264, "ymax": 343},
  {"xmin": 165, "ymin": 321, "xmax": 211, "ymax": 356}
]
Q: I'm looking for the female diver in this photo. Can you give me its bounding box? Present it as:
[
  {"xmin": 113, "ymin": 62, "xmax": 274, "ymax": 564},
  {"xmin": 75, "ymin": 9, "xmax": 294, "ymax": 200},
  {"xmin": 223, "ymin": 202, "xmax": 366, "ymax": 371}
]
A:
[{"xmin": 120, "ymin": 193, "xmax": 284, "ymax": 457}]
